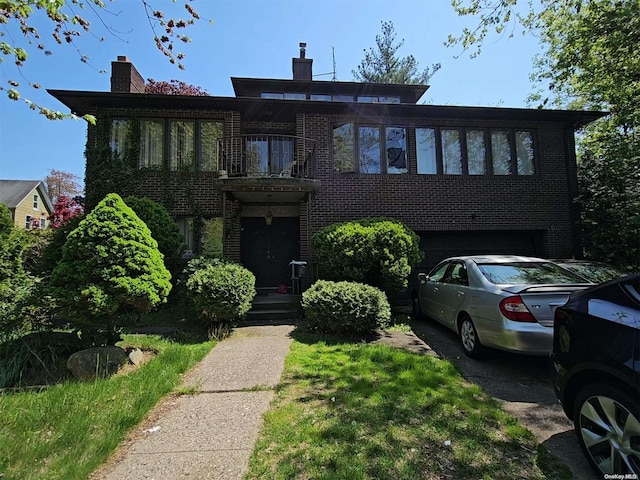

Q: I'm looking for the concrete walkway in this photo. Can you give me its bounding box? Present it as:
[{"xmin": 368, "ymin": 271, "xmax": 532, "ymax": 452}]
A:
[{"xmin": 93, "ymin": 324, "xmax": 294, "ymax": 480}]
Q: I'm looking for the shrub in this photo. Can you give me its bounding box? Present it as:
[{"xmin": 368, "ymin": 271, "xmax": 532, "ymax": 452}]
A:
[
  {"xmin": 313, "ymin": 217, "xmax": 422, "ymax": 293},
  {"xmin": 301, "ymin": 280, "xmax": 391, "ymax": 334},
  {"xmin": 50, "ymin": 193, "xmax": 172, "ymax": 339},
  {"xmin": 123, "ymin": 196, "xmax": 184, "ymax": 275},
  {"xmin": 0, "ymin": 210, "xmax": 52, "ymax": 342},
  {"xmin": 186, "ymin": 261, "xmax": 256, "ymax": 327}
]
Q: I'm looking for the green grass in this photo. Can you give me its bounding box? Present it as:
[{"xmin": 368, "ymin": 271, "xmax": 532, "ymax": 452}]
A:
[
  {"xmin": 0, "ymin": 334, "xmax": 214, "ymax": 480},
  {"xmin": 246, "ymin": 336, "xmax": 572, "ymax": 480}
]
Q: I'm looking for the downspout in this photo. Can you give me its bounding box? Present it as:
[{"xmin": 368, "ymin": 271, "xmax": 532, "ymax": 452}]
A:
[{"xmin": 565, "ymin": 124, "xmax": 583, "ymax": 259}]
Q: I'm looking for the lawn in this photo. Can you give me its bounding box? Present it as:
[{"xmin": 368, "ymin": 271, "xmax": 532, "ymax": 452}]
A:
[
  {"xmin": 246, "ymin": 334, "xmax": 571, "ymax": 480},
  {"xmin": 0, "ymin": 334, "xmax": 215, "ymax": 480}
]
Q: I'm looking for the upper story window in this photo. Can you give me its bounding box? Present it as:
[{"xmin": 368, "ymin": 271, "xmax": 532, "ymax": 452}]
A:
[
  {"xmin": 170, "ymin": 120, "xmax": 195, "ymax": 170},
  {"xmin": 112, "ymin": 119, "xmax": 223, "ymax": 172},
  {"xmin": 33, "ymin": 194, "xmax": 39, "ymax": 209},
  {"xmin": 261, "ymin": 92, "xmax": 401, "ymax": 103},
  {"xmin": 333, "ymin": 123, "xmax": 407, "ymax": 174},
  {"xmin": 417, "ymin": 127, "xmax": 535, "ymax": 176},
  {"xmin": 140, "ymin": 120, "xmax": 164, "ymax": 169},
  {"xmin": 111, "ymin": 119, "xmax": 129, "ymax": 159}
]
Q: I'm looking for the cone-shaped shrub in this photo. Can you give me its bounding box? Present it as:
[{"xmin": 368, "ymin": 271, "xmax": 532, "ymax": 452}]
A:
[{"xmin": 51, "ymin": 193, "xmax": 172, "ymax": 333}]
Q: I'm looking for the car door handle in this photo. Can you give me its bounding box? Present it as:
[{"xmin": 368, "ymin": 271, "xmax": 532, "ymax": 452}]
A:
[
  {"xmin": 457, "ymin": 291, "xmax": 465, "ymax": 297},
  {"xmin": 433, "ymin": 287, "xmax": 439, "ymax": 292}
]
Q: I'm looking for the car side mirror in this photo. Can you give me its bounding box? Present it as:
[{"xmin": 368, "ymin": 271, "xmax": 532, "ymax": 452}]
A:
[{"xmin": 418, "ymin": 273, "xmax": 428, "ymax": 284}]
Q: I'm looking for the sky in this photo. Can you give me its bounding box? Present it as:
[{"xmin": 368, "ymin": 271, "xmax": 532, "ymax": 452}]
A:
[{"xmin": 0, "ymin": 0, "xmax": 543, "ymax": 186}]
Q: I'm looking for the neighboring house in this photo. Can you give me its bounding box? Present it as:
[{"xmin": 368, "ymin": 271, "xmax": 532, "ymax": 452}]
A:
[
  {"xmin": 0, "ymin": 180, "xmax": 53, "ymax": 230},
  {"xmin": 49, "ymin": 46, "xmax": 604, "ymax": 291}
]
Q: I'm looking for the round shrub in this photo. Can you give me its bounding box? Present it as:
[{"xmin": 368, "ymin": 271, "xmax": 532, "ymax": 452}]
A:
[
  {"xmin": 301, "ymin": 280, "xmax": 391, "ymax": 334},
  {"xmin": 186, "ymin": 261, "xmax": 256, "ymax": 325},
  {"xmin": 313, "ymin": 217, "xmax": 422, "ymax": 293}
]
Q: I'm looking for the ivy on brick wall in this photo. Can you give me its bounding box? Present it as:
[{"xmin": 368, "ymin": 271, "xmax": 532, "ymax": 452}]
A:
[
  {"xmin": 85, "ymin": 114, "xmax": 143, "ymax": 211},
  {"xmin": 84, "ymin": 114, "xmax": 207, "ymax": 253}
]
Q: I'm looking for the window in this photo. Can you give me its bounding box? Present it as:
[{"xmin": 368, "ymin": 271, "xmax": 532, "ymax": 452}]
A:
[
  {"xmin": 170, "ymin": 120, "xmax": 195, "ymax": 170},
  {"xmin": 441, "ymin": 129, "xmax": 462, "ymax": 175},
  {"xmin": 40, "ymin": 218, "xmax": 46, "ymax": 230},
  {"xmin": 261, "ymin": 92, "xmax": 284, "ymax": 99},
  {"xmin": 466, "ymin": 130, "xmax": 487, "ymax": 175},
  {"xmin": 359, "ymin": 127, "xmax": 381, "ymax": 173},
  {"xmin": 333, "ymin": 123, "xmax": 407, "ymax": 174},
  {"xmin": 200, "ymin": 121, "xmax": 223, "ymax": 172},
  {"xmin": 25, "ymin": 215, "xmax": 32, "ymax": 229},
  {"xmin": 284, "ymin": 92, "xmax": 306, "ymax": 100},
  {"xmin": 110, "ymin": 119, "xmax": 129, "ymax": 158},
  {"xmin": 33, "ymin": 194, "xmax": 39, "ymax": 209},
  {"xmin": 428, "ymin": 262, "xmax": 449, "ymax": 282},
  {"xmin": 385, "ymin": 127, "xmax": 407, "ymax": 173},
  {"xmin": 416, "ymin": 128, "xmax": 437, "ymax": 174},
  {"xmin": 333, "ymin": 123, "xmax": 355, "ymax": 173},
  {"xmin": 515, "ymin": 131, "xmax": 535, "ymax": 175},
  {"xmin": 491, "ymin": 131, "xmax": 512, "ymax": 175},
  {"xmin": 140, "ymin": 120, "xmax": 164, "ymax": 168},
  {"xmin": 310, "ymin": 94, "xmax": 332, "ymax": 101},
  {"xmin": 415, "ymin": 127, "xmax": 535, "ymax": 176},
  {"xmin": 176, "ymin": 217, "xmax": 194, "ymax": 252}
]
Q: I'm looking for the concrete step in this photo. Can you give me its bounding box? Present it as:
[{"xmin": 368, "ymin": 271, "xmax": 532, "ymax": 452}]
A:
[{"xmin": 246, "ymin": 309, "xmax": 300, "ymax": 322}]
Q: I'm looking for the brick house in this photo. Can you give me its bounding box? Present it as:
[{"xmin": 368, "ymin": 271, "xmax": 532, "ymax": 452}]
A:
[{"xmin": 49, "ymin": 45, "xmax": 603, "ymax": 290}]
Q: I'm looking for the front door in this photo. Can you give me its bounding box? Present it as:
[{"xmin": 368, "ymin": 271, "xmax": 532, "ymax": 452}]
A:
[{"xmin": 240, "ymin": 217, "xmax": 300, "ymax": 288}]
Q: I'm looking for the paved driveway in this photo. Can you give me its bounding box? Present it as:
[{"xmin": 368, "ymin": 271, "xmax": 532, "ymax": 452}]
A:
[{"xmin": 409, "ymin": 317, "xmax": 598, "ymax": 480}]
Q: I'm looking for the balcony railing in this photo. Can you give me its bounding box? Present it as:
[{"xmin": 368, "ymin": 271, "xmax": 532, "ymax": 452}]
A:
[{"xmin": 218, "ymin": 135, "xmax": 316, "ymax": 178}]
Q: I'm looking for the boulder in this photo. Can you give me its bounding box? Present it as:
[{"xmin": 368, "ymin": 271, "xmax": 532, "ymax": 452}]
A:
[
  {"xmin": 128, "ymin": 348, "xmax": 145, "ymax": 365},
  {"xmin": 67, "ymin": 346, "xmax": 128, "ymax": 381}
]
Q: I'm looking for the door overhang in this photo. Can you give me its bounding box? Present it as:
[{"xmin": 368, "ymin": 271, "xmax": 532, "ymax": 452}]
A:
[{"xmin": 215, "ymin": 177, "xmax": 320, "ymax": 203}]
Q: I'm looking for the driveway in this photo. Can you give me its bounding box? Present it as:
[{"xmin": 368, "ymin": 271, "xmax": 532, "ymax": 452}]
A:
[{"xmin": 409, "ymin": 317, "xmax": 598, "ymax": 480}]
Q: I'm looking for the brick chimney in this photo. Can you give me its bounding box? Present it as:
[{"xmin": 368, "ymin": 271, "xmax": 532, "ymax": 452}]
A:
[
  {"xmin": 110, "ymin": 56, "xmax": 146, "ymax": 93},
  {"xmin": 292, "ymin": 43, "xmax": 313, "ymax": 81}
]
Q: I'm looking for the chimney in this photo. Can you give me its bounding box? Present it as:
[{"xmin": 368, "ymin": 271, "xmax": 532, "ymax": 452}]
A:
[
  {"xmin": 292, "ymin": 42, "xmax": 313, "ymax": 81},
  {"xmin": 110, "ymin": 56, "xmax": 146, "ymax": 93}
]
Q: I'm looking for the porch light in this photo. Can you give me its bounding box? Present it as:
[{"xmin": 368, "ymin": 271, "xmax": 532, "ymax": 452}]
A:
[{"xmin": 265, "ymin": 195, "xmax": 274, "ymax": 225}]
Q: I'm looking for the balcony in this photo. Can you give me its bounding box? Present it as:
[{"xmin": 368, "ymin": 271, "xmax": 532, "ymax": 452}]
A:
[
  {"xmin": 218, "ymin": 135, "xmax": 316, "ymax": 178},
  {"xmin": 215, "ymin": 135, "xmax": 320, "ymax": 203}
]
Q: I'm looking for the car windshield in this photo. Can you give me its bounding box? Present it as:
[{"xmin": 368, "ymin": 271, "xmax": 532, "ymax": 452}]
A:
[
  {"xmin": 558, "ymin": 262, "xmax": 625, "ymax": 283},
  {"xmin": 477, "ymin": 262, "xmax": 586, "ymax": 285}
]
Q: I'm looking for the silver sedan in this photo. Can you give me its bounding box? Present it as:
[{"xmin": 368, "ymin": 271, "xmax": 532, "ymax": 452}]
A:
[{"xmin": 412, "ymin": 255, "xmax": 592, "ymax": 358}]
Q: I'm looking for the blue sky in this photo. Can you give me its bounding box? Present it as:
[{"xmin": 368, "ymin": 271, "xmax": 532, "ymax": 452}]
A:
[{"xmin": 0, "ymin": 0, "xmax": 542, "ymax": 186}]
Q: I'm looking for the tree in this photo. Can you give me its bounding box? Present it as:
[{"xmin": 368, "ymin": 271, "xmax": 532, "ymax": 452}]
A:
[
  {"xmin": 449, "ymin": 0, "xmax": 640, "ymax": 270},
  {"xmin": 51, "ymin": 193, "xmax": 171, "ymax": 337},
  {"xmin": 353, "ymin": 21, "xmax": 441, "ymax": 84},
  {"xmin": 49, "ymin": 195, "xmax": 84, "ymax": 228},
  {"xmin": 145, "ymin": 78, "xmax": 209, "ymax": 95},
  {"xmin": 45, "ymin": 169, "xmax": 82, "ymax": 203},
  {"xmin": 0, "ymin": 0, "xmax": 208, "ymax": 121}
]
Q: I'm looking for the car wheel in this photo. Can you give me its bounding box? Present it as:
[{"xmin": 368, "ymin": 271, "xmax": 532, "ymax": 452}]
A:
[
  {"xmin": 573, "ymin": 383, "xmax": 640, "ymax": 476},
  {"xmin": 459, "ymin": 315, "xmax": 484, "ymax": 359}
]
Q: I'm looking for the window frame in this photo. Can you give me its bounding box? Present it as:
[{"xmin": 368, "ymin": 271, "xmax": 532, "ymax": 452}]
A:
[
  {"xmin": 333, "ymin": 122, "xmax": 408, "ymax": 175},
  {"xmin": 33, "ymin": 194, "xmax": 39, "ymax": 209},
  {"xmin": 415, "ymin": 126, "xmax": 537, "ymax": 177},
  {"xmin": 126, "ymin": 118, "xmax": 224, "ymax": 172}
]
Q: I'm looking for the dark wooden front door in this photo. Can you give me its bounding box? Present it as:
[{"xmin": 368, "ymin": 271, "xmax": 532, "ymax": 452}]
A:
[{"xmin": 240, "ymin": 217, "xmax": 300, "ymax": 288}]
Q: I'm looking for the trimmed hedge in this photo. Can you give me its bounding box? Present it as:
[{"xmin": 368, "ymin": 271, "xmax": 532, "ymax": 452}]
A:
[
  {"xmin": 186, "ymin": 260, "xmax": 256, "ymax": 325},
  {"xmin": 313, "ymin": 217, "xmax": 422, "ymax": 293},
  {"xmin": 301, "ymin": 280, "xmax": 391, "ymax": 334}
]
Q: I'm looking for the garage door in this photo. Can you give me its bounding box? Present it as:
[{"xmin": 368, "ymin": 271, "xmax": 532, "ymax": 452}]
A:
[{"xmin": 417, "ymin": 230, "xmax": 545, "ymax": 272}]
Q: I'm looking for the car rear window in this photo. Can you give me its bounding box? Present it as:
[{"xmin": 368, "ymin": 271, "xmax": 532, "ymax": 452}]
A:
[{"xmin": 477, "ymin": 262, "xmax": 586, "ymax": 285}]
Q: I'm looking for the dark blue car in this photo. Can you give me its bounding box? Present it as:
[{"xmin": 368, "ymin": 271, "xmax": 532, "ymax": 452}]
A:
[{"xmin": 551, "ymin": 273, "xmax": 640, "ymax": 476}]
